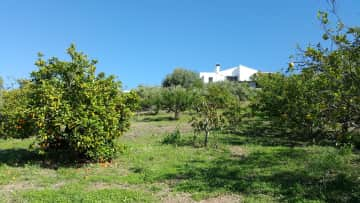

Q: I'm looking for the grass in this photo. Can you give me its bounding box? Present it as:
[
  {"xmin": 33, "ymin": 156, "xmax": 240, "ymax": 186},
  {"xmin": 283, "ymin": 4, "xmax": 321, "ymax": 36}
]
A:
[{"xmin": 0, "ymin": 112, "xmax": 359, "ymax": 202}]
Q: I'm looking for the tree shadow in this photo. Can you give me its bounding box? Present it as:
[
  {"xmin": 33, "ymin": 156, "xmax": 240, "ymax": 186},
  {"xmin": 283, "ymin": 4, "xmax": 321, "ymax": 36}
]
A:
[
  {"xmin": 229, "ymin": 116, "xmax": 339, "ymax": 148},
  {"xmin": 222, "ymin": 118, "xmax": 318, "ymax": 147},
  {"xmin": 0, "ymin": 148, "xmax": 86, "ymax": 169},
  {"xmin": 160, "ymin": 148, "xmax": 360, "ymax": 202},
  {"xmin": 0, "ymin": 148, "xmax": 41, "ymax": 167},
  {"xmin": 141, "ymin": 115, "xmax": 174, "ymax": 122},
  {"xmin": 217, "ymin": 130, "xmax": 307, "ymax": 148},
  {"xmin": 223, "ymin": 134, "xmax": 308, "ymax": 148}
]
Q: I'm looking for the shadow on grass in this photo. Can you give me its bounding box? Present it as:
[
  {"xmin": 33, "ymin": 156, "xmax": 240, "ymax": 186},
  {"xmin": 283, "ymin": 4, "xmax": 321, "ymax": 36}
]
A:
[
  {"xmin": 141, "ymin": 115, "xmax": 175, "ymax": 122},
  {"xmin": 0, "ymin": 148, "xmax": 86, "ymax": 169},
  {"xmin": 218, "ymin": 133, "xmax": 306, "ymax": 148},
  {"xmin": 0, "ymin": 148, "xmax": 40, "ymax": 167},
  {"xmin": 162, "ymin": 147, "xmax": 360, "ymax": 202},
  {"xmin": 222, "ymin": 118, "xmax": 318, "ymax": 148}
]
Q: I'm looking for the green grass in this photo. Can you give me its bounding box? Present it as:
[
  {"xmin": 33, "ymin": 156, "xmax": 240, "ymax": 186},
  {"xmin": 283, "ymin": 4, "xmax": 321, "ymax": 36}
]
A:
[
  {"xmin": 15, "ymin": 187, "xmax": 154, "ymax": 203},
  {"xmin": 0, "ymin": 112, "xmax": 359, "ymax": 202}
]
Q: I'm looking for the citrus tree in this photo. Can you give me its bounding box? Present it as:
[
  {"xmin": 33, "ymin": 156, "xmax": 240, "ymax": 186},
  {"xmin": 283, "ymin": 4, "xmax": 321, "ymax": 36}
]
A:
[
  {"xmin": 161, "ymin": 86, "xmax": 195, "ymax": 120},
  {"xmin": 253, "ymin": 8, "xmax": 360, "ymax": 145},
  {"xmin": 190, "ymin": 96, "xmax": 226, "ymax": 147},
  {"xmin": 29, "ymin": 44, "xmax": 135, "ymax": 161},
  {"xmin": 0, "ymin": 80, "xmax": 36, "ymax": 139}
]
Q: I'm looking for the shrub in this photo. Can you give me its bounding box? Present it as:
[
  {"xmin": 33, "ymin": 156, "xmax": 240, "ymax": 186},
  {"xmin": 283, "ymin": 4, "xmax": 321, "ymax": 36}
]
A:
[
  {"xmin": 161, "ymin": 129, "xmax": 181, "ymax": 145},
  {"xmin": 28, "ymin": 44, "xmax": 134, "ymax": 162}
]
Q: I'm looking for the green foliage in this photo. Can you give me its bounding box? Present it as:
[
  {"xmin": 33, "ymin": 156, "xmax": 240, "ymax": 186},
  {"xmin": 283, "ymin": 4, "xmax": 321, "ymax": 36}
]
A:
[
  {"xmin": 190, "ymin": 96, "xmax": 226, "ymax": 146},
  {"xmin": 253, "ymin": 11, "xmax": 360, "ymax": 145},
  {"xmin": 0, "ymin": 80, "xmax": 36, "ymax": 139},
  {"xmin": 222, "ymin": 100, "xmax": 243, "ymax": 132},
  {"xmin": 28, "ymin": 44, "xmax": 133, "ymax": 162},
  {"xmin": 0, "ymin": 76, "xmax": 3, "ymax": 117},
  {"xmin": 207, "ymin": 81, "xmax": 253, "ymax": 102},
  {"xmin": 0, "ymin": 77, "xmax": 3, "ymax": 89},
  {"xmin": 203, "ymin": 82, "xmax": 236, "ymax": 109},
  {"xmin": 123, "ymin": 90, "xmax": 140, "ymax": 112},
  {"xmin": 17, "ymin": 188, "xmax": 154, "ymax": 202},
  {"xmin": 253, "ymin": 73, "xmax": 320, "ymax": 138},
  {"xmin": 162, "ymin": 68, "xmax": 203, "ymax": 89},
  {"xmin": 0, "ymin": 76, "xmax": 3, "ymax": 104},
  {"xmin": 161, "ymin": 86, "xmax": 196, "ymax": 120},
  {"xmin": 296, "ymin": 12, "xmax": 360, "ymax": 144},
  {"xmin": 202, "ymin": 81, "xmax": 253, "ymax": 110},
  {"xmin": 161, "ymin": 128, "xmax": 181, "ymax": 145},
  {"xmin": 202, "ymin": 81, "xmax": 253, "ymax": 133},
  {"xmin": 134, "ymin": 85, "xmax": 162, "ymax": 114},
  {"xmin": 189, "ymin": 81, "xmax": 253, "ymax": 145}
]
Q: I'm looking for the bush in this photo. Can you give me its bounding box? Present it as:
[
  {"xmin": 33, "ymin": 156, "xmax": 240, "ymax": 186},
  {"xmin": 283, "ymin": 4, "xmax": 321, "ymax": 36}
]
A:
[
  {"xmin": 28, "ymin": 44, "xmax": 134, "ymax": 162},
  {"xmin": 161, "ymin": 129, "xmax": 181, "ymax": 145}
]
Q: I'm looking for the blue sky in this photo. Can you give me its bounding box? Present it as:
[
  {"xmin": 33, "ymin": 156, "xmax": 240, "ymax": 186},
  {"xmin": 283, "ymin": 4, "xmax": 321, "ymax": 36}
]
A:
[{"xmin": 0, "ymin": 0, "xmax": 359, "ymax": 89}]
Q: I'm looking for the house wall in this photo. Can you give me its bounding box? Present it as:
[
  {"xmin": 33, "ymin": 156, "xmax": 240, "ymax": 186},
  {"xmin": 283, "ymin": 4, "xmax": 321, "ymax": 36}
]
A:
[
  {"xmin": 200, "ymin": 65, "xmax": 258, "ymax": 84},
  {"xmin": 200, "ymin": 72, "xmax": 223, "ymax": 83},
  {"xmin": 238, "ymin": 66, "xmax": 258, "ymax": 81}
]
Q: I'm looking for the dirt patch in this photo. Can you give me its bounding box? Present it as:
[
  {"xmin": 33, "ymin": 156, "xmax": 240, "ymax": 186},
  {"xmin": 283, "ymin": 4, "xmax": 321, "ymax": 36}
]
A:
[
  {"xmin": 51, "ymin": 181, "xmax": 68, "ymax": 189},
  {"xmin": 200, "ymin": 194, "xmax": 242, "ymax": 203},
  {"xmin": 229, "ymin": 146, "xmax": 247, "ymax": 158},
  {"xmin": 87, "ymin": 182, "xmax": 170, "ymax": 194},
  {"xmin": 161, "ymin": 192, "xmax": 195, "ymax": 203},
  {"xmin": 87, "ymin": 182, "xmax": 131, "ymax": 190},
  {"xmin": 0, "ymin": 180, "xmax": 73, "ymax": 192},
  {"xmin": 36, "ymin": 168, "xmax": 57, "ymax": 178},
  {"xmin": 0, "ymin": 181, "xmax": 36, "ymax": 192},
  {"xmin": 124, "ymin": 122, "xmax": 192, "ymax": 138},
  {"xmin": 161, "ymin": 193, "xmax": 242, "ymax": 203}
]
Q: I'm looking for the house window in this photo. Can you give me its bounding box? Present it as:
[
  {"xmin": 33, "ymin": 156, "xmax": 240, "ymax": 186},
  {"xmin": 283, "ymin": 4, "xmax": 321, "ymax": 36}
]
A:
[
  {"xmin": 226, "ymin": 76, "xmax": 238, "ymax": 81},
  {"xmin": 208, "ymin": 77, "xmax": 213, "ymax": 83}
]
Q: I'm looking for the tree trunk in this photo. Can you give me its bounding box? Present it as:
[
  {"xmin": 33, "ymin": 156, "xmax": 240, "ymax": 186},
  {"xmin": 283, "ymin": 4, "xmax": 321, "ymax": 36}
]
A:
[
  {"xmin": 341, "ymin": 121, "xmax": 349, "ymax": 142},
  {"xmin": 174, "ymin": 111, "xmax": 180, "ymax": 120},
  {"xmin": 204, "ymin": 130, "xmax": 209, "ymax": 147}
]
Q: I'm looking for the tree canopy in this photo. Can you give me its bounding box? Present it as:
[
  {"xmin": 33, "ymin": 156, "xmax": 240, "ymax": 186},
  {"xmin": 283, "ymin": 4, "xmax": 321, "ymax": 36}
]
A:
[
  {"xmin": 28, "ymin": 44, "xmax": 136, "ymax": 161},
  {"xmin": 162, "ymin": 68, "xmax": 203, "ymax": 89}
]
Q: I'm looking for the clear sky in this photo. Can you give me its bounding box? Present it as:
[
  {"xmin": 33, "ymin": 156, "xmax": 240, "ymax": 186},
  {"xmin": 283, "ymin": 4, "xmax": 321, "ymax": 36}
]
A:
[{"xmin": 0, "ymin": 0, "xmax": 359, "ymax": 89}]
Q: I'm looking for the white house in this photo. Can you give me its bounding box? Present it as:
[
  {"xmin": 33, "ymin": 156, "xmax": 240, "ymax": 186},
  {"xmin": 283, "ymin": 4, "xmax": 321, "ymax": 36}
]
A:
[{"xmin": 200, "ymin": 64, "xmax": 258, "ymax": 85}]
